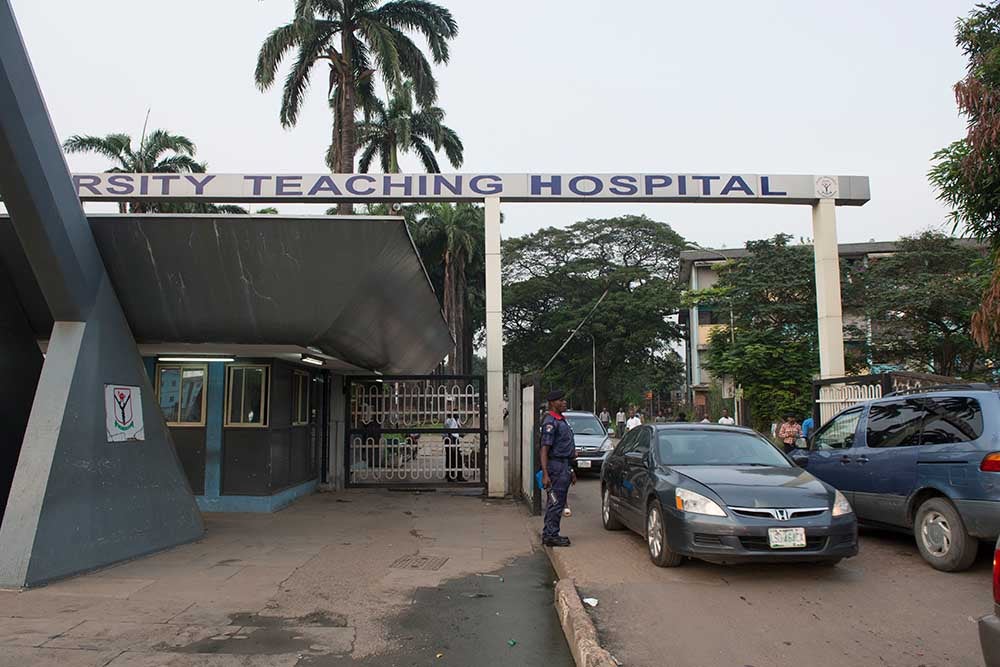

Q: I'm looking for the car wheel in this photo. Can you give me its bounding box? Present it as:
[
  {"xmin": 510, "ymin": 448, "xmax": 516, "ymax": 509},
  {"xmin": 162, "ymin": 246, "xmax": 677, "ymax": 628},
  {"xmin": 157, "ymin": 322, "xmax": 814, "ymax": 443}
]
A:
[
  {"xmin": 601, "ymin": 487, "xmax": 624, "ymax": 531},
  {"xmin": 646, "ymin": 500, "xmax": 682, "ymax": 568},
  {"xmin": 914, "ymin": 497, "xmax": 979, "ymax": 572}
]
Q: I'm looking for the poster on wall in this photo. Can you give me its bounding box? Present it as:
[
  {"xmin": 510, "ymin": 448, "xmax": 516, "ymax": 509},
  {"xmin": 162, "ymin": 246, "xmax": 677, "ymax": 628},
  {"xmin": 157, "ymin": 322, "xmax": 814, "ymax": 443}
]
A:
[{"xmin": 105, "ymin": 384, "xmax": 145, "ymax": 442}]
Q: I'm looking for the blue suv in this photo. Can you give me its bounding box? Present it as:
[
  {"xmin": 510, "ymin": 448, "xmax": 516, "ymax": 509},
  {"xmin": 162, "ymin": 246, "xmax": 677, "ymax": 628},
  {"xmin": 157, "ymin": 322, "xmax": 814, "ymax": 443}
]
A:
[{"xmin": 793, "ymin": 387, "xmax": 1000, "ymax": 571}]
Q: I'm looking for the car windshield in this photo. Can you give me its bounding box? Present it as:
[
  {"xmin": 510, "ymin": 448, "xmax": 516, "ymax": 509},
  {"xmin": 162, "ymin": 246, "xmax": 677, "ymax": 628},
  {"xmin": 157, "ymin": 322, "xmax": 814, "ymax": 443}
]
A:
[
  {"xmin": 656, "ymin": 430, "xmax": 790, "ymax": 467},
  {"xmin": 565, "ymin": 414, "xmax": 604, "ymax": 435}
]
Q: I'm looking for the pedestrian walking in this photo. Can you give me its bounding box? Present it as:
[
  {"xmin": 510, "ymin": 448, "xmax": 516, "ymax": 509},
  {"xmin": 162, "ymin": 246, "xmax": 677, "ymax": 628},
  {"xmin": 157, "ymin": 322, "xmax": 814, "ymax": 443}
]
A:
[
  {"xmin": 778, "ymin": 414, "xmax": 802, "ymax": 453},
  {"xmin": 718, "ymin": 409, "xmax": 735, "ymax": 425},
  {"xmin": 540, "ymin": 390, "xmax": 577, "ymax": 547},
  {"xmin": 599, "ymin": 406, "xmax": 611, "ymax": 433},
  {"xmin": 615, "ymin": 407, "xmax": 626, "ymax": 438}
]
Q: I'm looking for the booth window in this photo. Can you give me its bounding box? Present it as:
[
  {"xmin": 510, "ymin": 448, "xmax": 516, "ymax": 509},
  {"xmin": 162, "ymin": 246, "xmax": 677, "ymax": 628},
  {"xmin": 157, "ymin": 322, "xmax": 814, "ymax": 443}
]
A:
[
  {"xmin": 226, "ymin": 365, "xmax": 269, "ymax": 427},
  {"xmin": 156, "ymin": 363, "xmax": 207, "ymax": 426},
  {"xmin": 292, "ymin": 371, "xmax": 310, "ymax": 425}
]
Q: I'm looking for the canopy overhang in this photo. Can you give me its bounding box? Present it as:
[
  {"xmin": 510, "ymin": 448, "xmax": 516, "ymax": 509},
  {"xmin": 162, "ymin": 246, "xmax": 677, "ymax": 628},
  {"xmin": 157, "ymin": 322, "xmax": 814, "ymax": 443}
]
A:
[{"xmin": 0, "ymin": 214, "xmax": 452, "ymax": 374}]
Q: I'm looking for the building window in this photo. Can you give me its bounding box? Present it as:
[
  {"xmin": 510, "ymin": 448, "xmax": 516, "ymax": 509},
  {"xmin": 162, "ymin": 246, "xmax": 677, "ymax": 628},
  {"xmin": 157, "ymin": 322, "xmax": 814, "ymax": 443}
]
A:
[
  {"xmin": 697, "ymin": 308, "xmax": 723, "ymax": 325},
  {"xmin": 292, "ymin": 371, "xmax": 310, "ymax": 426},
  {"xmin": 226, "ymin": 364, "xmax": 269, "ymax": 427},
  {"xmin": 156, "ymin": 363, "xmax": 207, "ymax": 426}
]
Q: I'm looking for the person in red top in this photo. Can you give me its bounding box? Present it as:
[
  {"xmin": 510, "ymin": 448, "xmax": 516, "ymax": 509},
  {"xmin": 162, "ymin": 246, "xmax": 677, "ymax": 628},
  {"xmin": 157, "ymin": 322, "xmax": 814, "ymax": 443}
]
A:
[{"xmin": 778, "ymin": 415, "xmax": 802, "ymax": 453}]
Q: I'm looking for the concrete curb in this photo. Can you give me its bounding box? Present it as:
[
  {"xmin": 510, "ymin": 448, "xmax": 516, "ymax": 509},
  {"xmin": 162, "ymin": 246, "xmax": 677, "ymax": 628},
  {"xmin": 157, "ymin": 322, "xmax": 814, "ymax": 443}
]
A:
[{"xmin": 547, "ymin": 546, "xmax": 619, "ymax": 667}]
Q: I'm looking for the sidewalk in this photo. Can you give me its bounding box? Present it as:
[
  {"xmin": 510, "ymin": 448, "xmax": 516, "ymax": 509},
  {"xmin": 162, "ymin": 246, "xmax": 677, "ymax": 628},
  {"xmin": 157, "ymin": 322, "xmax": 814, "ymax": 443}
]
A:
[{"xmin": 0, "ymin": 489, "xmax": 572, "ymax": 666}]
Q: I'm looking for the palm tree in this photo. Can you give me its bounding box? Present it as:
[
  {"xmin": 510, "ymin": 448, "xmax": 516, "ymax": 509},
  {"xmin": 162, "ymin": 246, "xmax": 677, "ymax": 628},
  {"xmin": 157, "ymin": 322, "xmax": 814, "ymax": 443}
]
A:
[
  {"xmin": 357, "ymin": 80, "xmax": 463, "ymax": 173},
  {"xmin": 411, "ymin": 203, "xmax": 483, "ymax": 373},
  {"xmin": 63, "ymin": 129, "xmax": 204, "ymax": 213},
  {"xmin": 254, "ymin": 0, "xmax": 458, "ymax": 211}
]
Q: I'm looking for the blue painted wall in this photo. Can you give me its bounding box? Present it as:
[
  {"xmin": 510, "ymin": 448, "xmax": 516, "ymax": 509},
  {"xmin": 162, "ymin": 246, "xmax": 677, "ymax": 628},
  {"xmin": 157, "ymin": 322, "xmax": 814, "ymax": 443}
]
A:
[{"xmin": 143, "ymin": 357, "xmax": 317, "ymax": 513}]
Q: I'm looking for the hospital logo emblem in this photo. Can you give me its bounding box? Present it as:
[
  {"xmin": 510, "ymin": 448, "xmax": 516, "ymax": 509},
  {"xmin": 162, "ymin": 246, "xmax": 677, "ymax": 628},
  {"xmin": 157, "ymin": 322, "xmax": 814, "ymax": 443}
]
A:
[
  {"xmin": 105, "ymin": 384, "xmax": 145, "ymax": 442},
  {"xmin": 815, "ymin": 176, "xmax": 839, "ymax": 198}
]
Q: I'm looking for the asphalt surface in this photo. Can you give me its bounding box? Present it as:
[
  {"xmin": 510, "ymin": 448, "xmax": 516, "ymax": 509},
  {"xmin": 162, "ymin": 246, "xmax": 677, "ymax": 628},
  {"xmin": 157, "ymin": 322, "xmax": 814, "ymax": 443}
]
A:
[
  {"xmin": 557, "ymin": 476, "xmax": 993, "ymax": 667},
  {"xmin": 308, "ymin": 552, "xmax": 573, "ymax": 666}
]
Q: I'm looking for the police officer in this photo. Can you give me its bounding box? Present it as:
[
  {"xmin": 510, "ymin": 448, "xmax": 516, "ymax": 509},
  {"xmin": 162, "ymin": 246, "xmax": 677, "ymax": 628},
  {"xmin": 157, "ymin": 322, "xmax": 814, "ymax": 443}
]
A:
[{"xmin": 540, "ymin": 389, "xmax": 576, "ymax": 547}]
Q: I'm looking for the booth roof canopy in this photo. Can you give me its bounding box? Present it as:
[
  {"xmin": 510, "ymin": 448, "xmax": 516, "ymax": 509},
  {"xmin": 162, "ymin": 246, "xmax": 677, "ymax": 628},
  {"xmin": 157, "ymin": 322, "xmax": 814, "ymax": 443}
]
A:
[{"xmin": 0, "ymin": 214, "xmax": 452, "ymax": 374}]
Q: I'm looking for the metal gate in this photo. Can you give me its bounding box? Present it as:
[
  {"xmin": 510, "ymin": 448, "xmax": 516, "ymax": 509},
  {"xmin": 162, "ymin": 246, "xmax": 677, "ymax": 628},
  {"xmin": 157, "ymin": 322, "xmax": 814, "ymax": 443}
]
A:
[{"xmin": 345, "ymin": 375, "xmax": 486, "ymax": 487}]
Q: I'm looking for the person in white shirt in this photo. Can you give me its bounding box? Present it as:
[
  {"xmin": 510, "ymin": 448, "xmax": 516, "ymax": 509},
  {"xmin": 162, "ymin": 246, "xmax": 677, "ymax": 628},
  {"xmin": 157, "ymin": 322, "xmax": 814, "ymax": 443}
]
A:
[
  {"xmin": 718, "ymin": 409, "xmax": 735, "ymax": 425},
  {"xmin": 599, "ymin": 407, "xmax": 611, "ymax": 432},
  {"xmin": 444, "ymin": 414, "xmax": 465, "ymax": 482},
  {"xmin": 700, "ymin": 417, "xmax": 711, "ymax": 423},
  {"xmin": 626, "ymin": 412, "xmax": 642, "ymax": 431},
  {"xmin": 615, "ymin": 409, "xmax": 626, "ymax": 437}
]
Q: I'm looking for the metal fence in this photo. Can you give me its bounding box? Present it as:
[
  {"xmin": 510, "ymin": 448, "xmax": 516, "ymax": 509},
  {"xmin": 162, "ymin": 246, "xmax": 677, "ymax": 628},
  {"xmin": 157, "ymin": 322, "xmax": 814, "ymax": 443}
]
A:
[
  {"xmin": 345, "ymin": 376, "xmax": 485, "ymax": 487},
  {"xmin": 812, "ymin": 371, "xmax": 959, "ymax": 427}
]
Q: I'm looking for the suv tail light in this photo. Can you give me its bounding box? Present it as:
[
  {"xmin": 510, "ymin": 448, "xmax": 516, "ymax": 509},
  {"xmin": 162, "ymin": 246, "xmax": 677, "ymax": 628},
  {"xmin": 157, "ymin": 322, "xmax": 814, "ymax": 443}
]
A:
[
  {"xmin": 981, "ymin": 452, "xmax": 1000, "ymax": 473},
  {"xmin": 994, "ymin": 545, "xmax": 1000, "ymax": 605}
]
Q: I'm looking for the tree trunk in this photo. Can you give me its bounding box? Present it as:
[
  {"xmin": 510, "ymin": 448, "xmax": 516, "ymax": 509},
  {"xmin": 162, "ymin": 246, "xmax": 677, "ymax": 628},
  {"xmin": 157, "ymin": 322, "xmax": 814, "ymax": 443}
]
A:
[
  {"xmin": 454, "ymin": 253, "xmax": 467, "ymax": 375},
  {"xmin": 442, "ymin": 249, "xmax": 458, "ymax": 373},
  {"xmin": 337, "ymin": 29, "xmax": 356, "ymax": 215}
]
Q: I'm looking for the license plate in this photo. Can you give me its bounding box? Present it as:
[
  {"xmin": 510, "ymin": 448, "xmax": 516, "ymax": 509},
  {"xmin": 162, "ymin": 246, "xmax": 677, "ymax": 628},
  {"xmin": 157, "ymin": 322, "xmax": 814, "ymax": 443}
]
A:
[
  {"xmin": 767, "ymin": 527, "xmax": 806, "ymax": 549},
  {"xmin": 577, "ymin": 460, "xmax": 592, "ymax": 469}
]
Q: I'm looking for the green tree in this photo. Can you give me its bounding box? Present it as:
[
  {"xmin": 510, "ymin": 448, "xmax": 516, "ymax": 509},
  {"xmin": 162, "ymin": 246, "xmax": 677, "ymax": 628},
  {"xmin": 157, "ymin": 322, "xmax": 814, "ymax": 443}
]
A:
[
  {"xmin": 502, "ymin": 215, "xmax": 687, "ymax": 410},
  {"xmin": 63, "ymin": 129, "xmax": 203, "ymax": 213},
  {"xmin": 410, "ymin": 202, "xmax": 483, "ymax": 374},
  {"xmin": 691, "ymin": 235, "xmax": 827, "ymax": 431},
  {"xmin": 929, "ymin": 2, "xmax": 1000, "ymax": 347},
  {"xmin": 357, "ymin": 80, "xmax": 463, "ymax": 173},
  {"xmin": 862, "ymin": 231, "xmax": 993, "ymax": 377},
  {"xmin": 254, "ymin": 0, "xmax": 458, "ymax": 209}
]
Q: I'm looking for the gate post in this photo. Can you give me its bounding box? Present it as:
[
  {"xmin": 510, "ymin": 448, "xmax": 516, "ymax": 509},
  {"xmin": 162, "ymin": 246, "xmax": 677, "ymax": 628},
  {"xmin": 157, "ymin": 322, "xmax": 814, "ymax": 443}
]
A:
[
  {"xmin": 485, "ymin": 196, "xmax": 506, "ymax": 497},
  {"xmin": 811, "ymin": 198, "xmax": 846, "ymax": 379}
]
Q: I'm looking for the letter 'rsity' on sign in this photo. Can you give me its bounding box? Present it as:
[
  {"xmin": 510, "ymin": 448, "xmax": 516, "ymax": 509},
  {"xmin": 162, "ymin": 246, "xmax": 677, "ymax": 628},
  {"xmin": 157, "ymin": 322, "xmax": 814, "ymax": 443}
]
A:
[
  {"xmin": 68, "ymin": 173, "xmax": 871, "ymax": 205},
  {"xmin": 105, "ymin": 385, "xmax": 145, "ymax": 442}
]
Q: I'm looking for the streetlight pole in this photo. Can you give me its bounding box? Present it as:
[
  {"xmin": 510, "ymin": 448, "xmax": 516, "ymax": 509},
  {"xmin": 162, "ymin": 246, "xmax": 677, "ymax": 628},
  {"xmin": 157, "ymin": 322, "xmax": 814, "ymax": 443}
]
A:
[{"xmin": 571, "ymin": 330, "xmax": 597, "ymax": 414}]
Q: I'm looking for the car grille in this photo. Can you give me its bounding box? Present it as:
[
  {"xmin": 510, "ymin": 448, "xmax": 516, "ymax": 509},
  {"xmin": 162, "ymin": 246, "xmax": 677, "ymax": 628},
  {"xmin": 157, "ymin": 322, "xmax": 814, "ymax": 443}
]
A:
[
  {"xmin": 729, "ymin": 507, "xmax": 827, "ymax": 520},
  {"xmin": 693, "ymin": 534, "xmax": 724, "ymax": 547},
  {"xmin": 739, "ymin": 536, "xmax": 827, "ymax": 552}
]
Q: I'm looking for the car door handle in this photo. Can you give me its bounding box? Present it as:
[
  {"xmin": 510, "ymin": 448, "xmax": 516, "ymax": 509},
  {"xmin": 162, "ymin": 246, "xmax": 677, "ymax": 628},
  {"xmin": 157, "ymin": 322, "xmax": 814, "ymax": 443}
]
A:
[
  {"xmin": 839, "ymin": 455, "xmax": 851, "ymax": 464},
  {"xmin": 855, "ymin": 456, "xmax": 870, "ymax": 464}
]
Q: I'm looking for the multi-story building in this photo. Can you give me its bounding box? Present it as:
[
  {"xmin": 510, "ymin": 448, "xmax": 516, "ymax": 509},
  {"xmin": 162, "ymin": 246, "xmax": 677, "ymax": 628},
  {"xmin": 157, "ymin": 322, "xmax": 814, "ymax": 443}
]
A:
[{"xmin": 679, "ymin": 240, "xmax": 981, "ymax": 419}]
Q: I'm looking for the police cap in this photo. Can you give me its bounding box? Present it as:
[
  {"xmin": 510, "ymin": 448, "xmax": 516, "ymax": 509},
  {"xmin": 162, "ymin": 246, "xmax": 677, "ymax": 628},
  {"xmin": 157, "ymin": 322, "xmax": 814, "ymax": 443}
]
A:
[{"xmin": 545, "ymin": 389, "xmax": 565, "ymax": 402}]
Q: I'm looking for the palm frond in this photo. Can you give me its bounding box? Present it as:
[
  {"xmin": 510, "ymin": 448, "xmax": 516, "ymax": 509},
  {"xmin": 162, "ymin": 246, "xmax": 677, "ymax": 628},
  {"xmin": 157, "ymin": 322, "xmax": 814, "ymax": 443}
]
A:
[
  {"xmin": 358, "ymin": 141, "xmax": 379, "ymax": 172},
  {"xmin": 279, "ymin": 30, "xmax": 331, "ymax": 128},
  {"xmin": 358, "ymin": 16, "xmax": 402, "ymax": 90},
  {"xmin": 384, "ymin": 28, "xmax": 436, "ymax": 105},
  {"xmin": 62, "ymin": 133, "xmax": 131, "ymax": 167},
  {"xmin": 152, "ymin": 155, "xmax": 205, "ymax": 173},
  {"xmin": 254, "ymin": 23, "xmax": 303, "ymax": 90},
  {"xmin": 436, "ymin": 125, "xmax": 463, "ymax": 168},
  {"xmin": 374, "ymin": 0, "xmax": 457, "ymax": 63},
  {"xmin": 410, "ymin": 136, "xmax": 441, "ymax": 173},
  {"xmin": 141, "ymin": 130, "xmax": 196, "ymax": 166}
]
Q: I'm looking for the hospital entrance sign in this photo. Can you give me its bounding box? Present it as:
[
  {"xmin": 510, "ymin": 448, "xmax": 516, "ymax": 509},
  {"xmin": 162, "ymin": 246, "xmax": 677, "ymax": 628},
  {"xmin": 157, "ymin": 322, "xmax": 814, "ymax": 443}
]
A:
[
  {"xmin": 71, "ymin": 171, "xmax": 870, "ymax": 498},
  {"xmin": 72, "ymin": 172, "xmax": 870, "ymax": 205}
]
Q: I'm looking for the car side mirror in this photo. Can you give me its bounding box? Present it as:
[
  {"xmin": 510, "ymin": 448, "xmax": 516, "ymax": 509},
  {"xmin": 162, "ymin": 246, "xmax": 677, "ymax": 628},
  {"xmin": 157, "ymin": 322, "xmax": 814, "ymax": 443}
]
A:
[
  {"xmin": 794, "ymin": 437, "xmax": 809, "ymax": 450},
  {"xmin": 843, "ymin": 434, "xmax": 854, "ymax": 448}
]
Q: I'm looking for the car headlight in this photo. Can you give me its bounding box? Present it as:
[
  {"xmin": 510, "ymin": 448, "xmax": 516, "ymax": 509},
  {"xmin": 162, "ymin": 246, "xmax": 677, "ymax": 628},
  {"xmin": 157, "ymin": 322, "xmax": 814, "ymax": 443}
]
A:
[
  {"xmin": 674, "ymin": 488, "xmax": 726, "ymax": 517},
  {"xmin": 832, "ymin": 490, "xmax": 853, "ymax": 517},
  {"xmin": 600, "ymin": 438, "xmax": 613, "ymax": 452}
]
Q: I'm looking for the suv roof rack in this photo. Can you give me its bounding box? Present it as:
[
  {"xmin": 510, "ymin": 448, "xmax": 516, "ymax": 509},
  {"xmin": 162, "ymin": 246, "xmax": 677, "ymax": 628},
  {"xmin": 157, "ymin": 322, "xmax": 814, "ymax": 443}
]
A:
[{"xmin": 883, "ymin": 383, "xmax": 995, "ymax": 397}]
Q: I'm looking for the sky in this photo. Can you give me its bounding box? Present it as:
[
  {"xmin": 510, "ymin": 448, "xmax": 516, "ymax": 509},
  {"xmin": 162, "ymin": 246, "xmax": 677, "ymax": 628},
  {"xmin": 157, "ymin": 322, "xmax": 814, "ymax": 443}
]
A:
[{"xmin": 7, "ymin": 0, "xmax": 980, "ymax": 248}]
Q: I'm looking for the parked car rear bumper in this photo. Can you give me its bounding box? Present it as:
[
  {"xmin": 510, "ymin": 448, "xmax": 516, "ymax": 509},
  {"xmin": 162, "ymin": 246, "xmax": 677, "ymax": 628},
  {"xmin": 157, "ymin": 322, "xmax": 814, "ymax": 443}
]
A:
[
  {"xmin": 954, "ymin": 499, "xmax": 1000, "ymax": 539},
  {"xmin": 573, "ymin": 451, "xmax": 608, "ymax": 472},
  {"xmin": 665, "ymin": 511, "xmax": 858, "ymax": 564},
  {"xmin": 980, "ymin": 608, "xmax": 1000, "ymax": 666}
]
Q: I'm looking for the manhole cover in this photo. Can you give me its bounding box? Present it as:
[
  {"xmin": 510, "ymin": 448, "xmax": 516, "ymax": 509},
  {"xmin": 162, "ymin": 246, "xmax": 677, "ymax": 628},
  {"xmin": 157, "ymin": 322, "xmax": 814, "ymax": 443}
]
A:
[{"xmin": 390, "ymin": 554, "xmax": 449, "ymax": 571}]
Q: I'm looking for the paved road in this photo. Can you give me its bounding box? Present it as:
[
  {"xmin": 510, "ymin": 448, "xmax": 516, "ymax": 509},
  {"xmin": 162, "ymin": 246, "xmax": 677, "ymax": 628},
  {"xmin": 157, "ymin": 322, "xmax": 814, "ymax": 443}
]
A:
[{"xmin": 554, "ymin": 477, "xmax": 992, "ymax": 667}]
